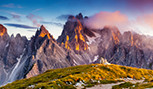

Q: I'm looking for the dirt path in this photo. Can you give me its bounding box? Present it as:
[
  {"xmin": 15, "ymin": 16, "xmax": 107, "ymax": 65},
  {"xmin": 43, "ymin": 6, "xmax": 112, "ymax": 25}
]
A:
[{"xmin": 87, "ymin": 79, "xmax": 144, "ymax": 89}]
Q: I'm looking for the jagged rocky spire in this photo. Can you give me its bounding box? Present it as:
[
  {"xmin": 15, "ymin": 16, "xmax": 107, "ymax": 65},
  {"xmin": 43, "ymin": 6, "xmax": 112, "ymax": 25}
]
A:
[
  {"xmin": 38, "ymin": 25, "xmax": 51, "ymax": 39},
  {"xmin": 57, "ymin": 13, "xmax": 90, "ymax": 52},
  {"xmin": 0, "ymin": 24, "xmax": 8, "ymax": 37}
]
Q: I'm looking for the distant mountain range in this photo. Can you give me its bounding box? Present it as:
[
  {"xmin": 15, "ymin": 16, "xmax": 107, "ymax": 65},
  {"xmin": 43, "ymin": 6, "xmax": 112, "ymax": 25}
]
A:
[{"xmin": 1, "ymin": 13, "xmax": 153, "ymax": 86}]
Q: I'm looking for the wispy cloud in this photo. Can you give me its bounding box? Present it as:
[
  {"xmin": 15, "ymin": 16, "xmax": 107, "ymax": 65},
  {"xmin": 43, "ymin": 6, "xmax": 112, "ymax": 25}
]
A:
[
  {"xmin": 4, "ymin": 23, "xmax": 37, "ymax": 29},
  {"xmin": 40, "ymin": 21, "xmax": 63, "ymax": 27},
  {"xmin": 9, "ymin": 12, "xmax": 23, "ymax": 20},
  {"xmin": 32, "ymin": 8, "xmax": 42, "ymax": 12},
  {"xmin": 56, "ymin": 14, "xmax": 72, "ymax": 20},
  {"xmin": 0, "ymin": 9, "xmax": 24, "ymax": 21},
  {"xmin": 0, "ymin": 16, "xmax": 9, "ymax": 20},
  {"xmin": 27, "ymin": 30, "xmax": 35, "ymax": 32},
  {"xmin": 1, "ymin": 3, "xmax": 22, "ymax": 8},
  {"xmin": 26, "ymin": 14, "xmax": 43, "ymax": 27}
]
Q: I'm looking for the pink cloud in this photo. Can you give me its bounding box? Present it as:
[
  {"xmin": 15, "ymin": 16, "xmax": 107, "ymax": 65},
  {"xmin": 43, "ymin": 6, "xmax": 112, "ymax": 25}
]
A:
[
  {"xmin": 83, "ymin": 11, "xmax": 153, "ymax": 36},
  {"xmin": 137, "ymin": 13, "xmax": 153, "ymax": 29},
  {"xmin": 26, "ymin": 14, "xmax": 43, "ymax": 27},
  {"xmin": 84, "ymin": 11, "xmax": 128, "ymax": 29}
]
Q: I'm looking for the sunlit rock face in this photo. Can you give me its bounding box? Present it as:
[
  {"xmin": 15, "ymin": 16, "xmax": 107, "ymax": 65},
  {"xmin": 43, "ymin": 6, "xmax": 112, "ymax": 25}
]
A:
[
  {"xmin": 26, "ymin": 28, "xmax": 71, "ymax": 78},
  {"xmin": 57, "ymin": 13, "xmax": 91, "ymax": 52},
  {"xmin": 38, "ymin": 25, "xmax": 51, "ymax": 39},
  {"xmin": 26, "ymin": 23, "xmax": 94, "ymax": 78},
  {"xmin": 0, "ymin": 24, "xmax": 7, "ymax": 37}
]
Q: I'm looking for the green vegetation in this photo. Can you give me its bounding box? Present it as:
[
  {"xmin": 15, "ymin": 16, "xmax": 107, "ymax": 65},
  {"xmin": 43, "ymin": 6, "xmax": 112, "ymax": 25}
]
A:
[
  {"xmin": 133, "ymin": 82, "xmax": 153, "ymax": 89},
  {"xmin": 1, "ymin": 64, "xmax": 153, "ymax": 89},
  {"xmin": 112, "ymin": 82, "xmax": 134, "ymax": 89},
  {"xmin": 112, "ymin": 81, "xmax": 153, "ymax": 89}
]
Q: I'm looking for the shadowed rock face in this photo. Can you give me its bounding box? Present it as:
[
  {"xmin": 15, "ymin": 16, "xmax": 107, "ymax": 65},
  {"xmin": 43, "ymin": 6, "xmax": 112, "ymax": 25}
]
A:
[
  {"xmin": 0, "ymin": 24, "xmax": 28, "ymax": 86},
  {"xmin": 88, "ymin": 26, "xmax": 153, "ymax": 69},
  {"xmin": 26, "ymin": 22, "xmax": 94, "ymax": 78},
  {"xmin": 1, "ymin": 13, "xmax": 153, "ymax": 86}
]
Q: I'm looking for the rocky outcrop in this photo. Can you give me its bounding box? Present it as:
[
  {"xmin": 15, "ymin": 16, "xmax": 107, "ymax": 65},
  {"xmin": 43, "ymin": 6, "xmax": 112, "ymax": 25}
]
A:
[
  {"xmin": 0, "ymin": 24, "xmax": 28, "ymax": 86},
  {"xmin": 87, "ymin": 26, "xmax": 153, "ymax": 69},
  {"xmin": 57, "ymin": 13, "xmax": 94, "ymax": 52},
  {"xmin": 26, "ymin": 23, "xmax": 94, "ymax": 78},
  {"xmin": 0, "ymin": 24, "xmax": 7, "ymax": 37},
  {"xmin": 26, "ymin": 28, "xmax": 71, "ymax": 78}
]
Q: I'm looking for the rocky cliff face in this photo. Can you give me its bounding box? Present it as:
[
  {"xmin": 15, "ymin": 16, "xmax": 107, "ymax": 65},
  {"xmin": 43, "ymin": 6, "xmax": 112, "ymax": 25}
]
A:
[
  {"xmin": 87, "ymin": 26, "xmax": 153, "ymax": 69},
  {"xmin": 0, "ymin": 24, "xmax": 28, "ymax": 85},
  {"xmin": 26, "ymin": 24, "xmax": 94, "ymax": 78},
  {"xmin": 1, "ymin": 13, "xmax": 153, "ymax": 86},
  {"xmin": 57, "ymin": 13, "xmax": 94, "ymax": 52}
]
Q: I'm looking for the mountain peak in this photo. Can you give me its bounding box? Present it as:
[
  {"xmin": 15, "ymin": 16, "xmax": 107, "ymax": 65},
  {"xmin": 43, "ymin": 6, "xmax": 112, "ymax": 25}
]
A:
[
  {"xmin": 39, "ymin": 25, "xmax": 51, "ymax": 39},
  {"xmin": 40, "ymin": 25, "xmax": 48, "ymax": 33},
  {"xmin": 57, "ymin": 13, "xmax": 88, "ymax": 52},
  {"xmin": 76, "ymin": 13, "xmax": 83, "ymax": 19},
  {"xmin": 0, "ymin": 24, "xmax": 7, "ymax": 36}
]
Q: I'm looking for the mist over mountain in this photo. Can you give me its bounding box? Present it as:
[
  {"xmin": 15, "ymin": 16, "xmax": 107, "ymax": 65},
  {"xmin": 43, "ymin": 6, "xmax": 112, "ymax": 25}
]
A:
[{"xmin": 1, "ymin": 13, "xmax": 153, "ymax": 86}]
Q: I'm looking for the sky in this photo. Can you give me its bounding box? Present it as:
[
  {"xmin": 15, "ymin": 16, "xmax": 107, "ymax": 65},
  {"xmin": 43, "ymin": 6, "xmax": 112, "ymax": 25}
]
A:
[{"xmin": 0, "ymin": 0, "xmax": 153, "ymax": 39}]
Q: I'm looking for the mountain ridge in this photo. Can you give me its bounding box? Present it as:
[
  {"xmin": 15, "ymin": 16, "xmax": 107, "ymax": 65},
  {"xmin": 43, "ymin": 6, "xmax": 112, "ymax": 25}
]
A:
[{"xmin": 1, "ymin": 13, "xmax": 153, "ymax": 86}]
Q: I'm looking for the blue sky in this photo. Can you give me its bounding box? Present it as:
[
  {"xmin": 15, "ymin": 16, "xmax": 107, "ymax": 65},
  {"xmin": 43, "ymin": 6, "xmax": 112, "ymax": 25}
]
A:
[{"xmin": 0, "ymin": 0, "xmax": 153, "ymax": 39}]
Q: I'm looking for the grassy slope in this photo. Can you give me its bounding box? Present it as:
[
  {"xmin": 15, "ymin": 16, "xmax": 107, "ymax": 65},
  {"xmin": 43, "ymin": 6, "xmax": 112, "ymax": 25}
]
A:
[
  {"xmin": 112, "ymin": 82, "xmax": 153, "ymax": 89},
  {"xmin": 1, "ymin": 64, "xmax": 153, "ymax": 89}
]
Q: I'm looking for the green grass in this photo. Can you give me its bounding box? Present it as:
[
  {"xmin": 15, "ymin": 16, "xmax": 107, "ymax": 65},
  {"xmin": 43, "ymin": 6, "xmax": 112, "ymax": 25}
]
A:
[
  {"xmin": 112, "ymin": 81, "xmax": 153, "ymax": 89},
  {"xmin": 135, "ymin": 83, "xmax": 153, "ymax": 89},
  {"xmin": 112, "ymin": 82, "xmax": 134, "ymax": 89},
  {"xmin": 1, "ymin": 64, "xmax": 153, "ymax": 89}
]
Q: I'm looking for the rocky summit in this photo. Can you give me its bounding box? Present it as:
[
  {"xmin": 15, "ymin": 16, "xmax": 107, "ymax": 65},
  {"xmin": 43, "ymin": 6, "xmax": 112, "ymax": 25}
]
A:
[{"xmin": 1, "ymin": 13, "xmax": 153, "ymax": 86}]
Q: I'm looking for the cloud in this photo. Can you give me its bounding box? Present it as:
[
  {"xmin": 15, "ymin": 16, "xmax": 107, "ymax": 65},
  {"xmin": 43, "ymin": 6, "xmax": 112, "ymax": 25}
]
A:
[
  {"xmin": 27, "ymin": 30, "xmax": 35, "ymax": 32},
  {"xmin": 9, "ymin": 12, "xmax": 22, "ymax": 20},
  {"xmin": 0, "ymin": 10, "xmax": 24, "ymax": 20},
  {"xmin": 56, "ymin": 14, "xmax": 72, "ymax": 20},
  {"xmin": 0, "ymin": 16, "xmax": 9, "ymax": 20},
  {"xmin": 84, "ymin": 11, "xmax": 153, "ymax": 36},
  {"xmin": 32, "ymin": 8, "xmax": 42, "ymax": 12},
  {"xmin": 84, "ymin": 11, "xmax": 128, "ymax": 30},
  {"xmin": 4, "ymin": 23, "xmax": 37, "ymax": 29},
  {"xmin": 40, "ymin": 21, "xmax": 63, "ymax": 27},
  {"xmin": 131, "ymin": 13, "xmax": 153, "ymax": 35},
  {"xmin": 137, "ymin": 13, "xmax": 153, "ymax": 29},
  {"xmin": 26, "ymin": 14, "xmax": 43, "ymax": 27},
  {"xmin": 2, "ymin": 11, "xmax": 25, "ymax": 21},
  {"xmin": 1, "ymin": 3, "xmax": 22, "ymax": 8}
]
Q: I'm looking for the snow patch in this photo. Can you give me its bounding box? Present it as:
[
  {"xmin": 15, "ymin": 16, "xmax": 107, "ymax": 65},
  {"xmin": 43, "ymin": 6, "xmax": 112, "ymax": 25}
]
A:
[
  {"xmin": 28, "ymin": 85, "xmax": 35, "ymax": 88},
  {"xmin": 5, "ymin": 43, "xmax": 9, "ymax": 48},
  {"xmin": 86, "ymin": 32, "xmax": 101, "ymax": 45},
  {"xmin": 73, "ymin": 60, "xmax": 79, "ymax": 65},
  {"xmin": 8, "ymin": 54, "xmax": 23, "ymax": 82},
  {"xmin": 93, "ymin": 55, "xmax": 99, "ymax": 62}
]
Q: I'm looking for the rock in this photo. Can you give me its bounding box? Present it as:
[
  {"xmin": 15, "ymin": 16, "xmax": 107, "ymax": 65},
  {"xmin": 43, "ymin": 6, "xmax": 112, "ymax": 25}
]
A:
[
  {"xmin": 0, "ymin": 24, "xmax": 28, "ymax": 86},
  {"xmin": 100, "ymin": 57, "xmax": 110, "ymax": 65}
]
